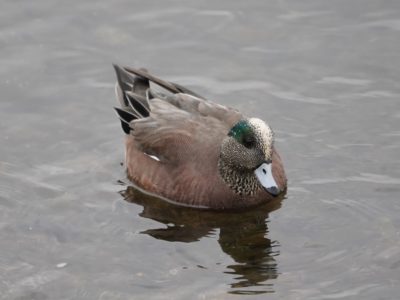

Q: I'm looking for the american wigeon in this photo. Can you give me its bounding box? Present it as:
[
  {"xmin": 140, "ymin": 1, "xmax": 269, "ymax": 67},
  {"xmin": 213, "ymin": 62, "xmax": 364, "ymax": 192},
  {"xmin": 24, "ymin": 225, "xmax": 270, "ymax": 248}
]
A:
[{"xmin": 113, "ymin": 65, "xmax": 287, "ymax": 209}]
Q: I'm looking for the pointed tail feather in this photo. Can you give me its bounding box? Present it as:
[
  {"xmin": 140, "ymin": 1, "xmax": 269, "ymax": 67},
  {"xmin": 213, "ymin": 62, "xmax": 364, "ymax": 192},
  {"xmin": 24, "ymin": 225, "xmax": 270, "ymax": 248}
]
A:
[
  {"xmin": 126, "ymin": 92, "xmax": 150, "ymax": 117},
  {"xmin": 114, "ymin": 65, "xmax": 204, "ymax": 134},
  {"xmin": 114, "ymin": 107, "xmax": 138, "ymax": 134},
  {"xmin": 114, "ymin": 64, "xmax": 152, "ymax": 133},
  {"xmin": 124, "ymin": 66, "xmax": 181, "ymax": 94},
  {"xmin": 113, "ymin": 64, "xmax": 135, "ymax": 107}
]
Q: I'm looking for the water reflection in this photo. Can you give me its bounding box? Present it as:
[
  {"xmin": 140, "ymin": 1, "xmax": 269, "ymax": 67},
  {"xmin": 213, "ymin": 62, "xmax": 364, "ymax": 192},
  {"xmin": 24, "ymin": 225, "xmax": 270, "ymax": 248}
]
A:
[{"xmin": 121, "ymin": 186, "xmax": 284, "ymax": 294}]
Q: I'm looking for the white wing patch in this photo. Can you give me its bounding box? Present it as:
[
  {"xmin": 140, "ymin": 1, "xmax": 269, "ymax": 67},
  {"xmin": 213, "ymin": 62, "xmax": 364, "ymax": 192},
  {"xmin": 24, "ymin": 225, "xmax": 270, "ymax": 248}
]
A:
[{"xmin": 145, "ymin": 153, "xmax": 161, "ymax": 162}]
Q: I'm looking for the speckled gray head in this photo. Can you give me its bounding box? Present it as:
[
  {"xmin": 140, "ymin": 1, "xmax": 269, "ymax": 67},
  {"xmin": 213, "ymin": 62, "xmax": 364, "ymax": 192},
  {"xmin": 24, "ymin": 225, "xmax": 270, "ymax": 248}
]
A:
[{"xmin": 218, "ymin": 118, "xmax": 280, "ymax": 196}]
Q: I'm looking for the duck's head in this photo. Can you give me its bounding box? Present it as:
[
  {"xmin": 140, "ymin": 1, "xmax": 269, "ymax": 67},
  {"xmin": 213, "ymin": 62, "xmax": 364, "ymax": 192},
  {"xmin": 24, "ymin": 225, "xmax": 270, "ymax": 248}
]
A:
[{"xmin": 219, "ymin": 118, "xmax": 280, "ymax": 197}]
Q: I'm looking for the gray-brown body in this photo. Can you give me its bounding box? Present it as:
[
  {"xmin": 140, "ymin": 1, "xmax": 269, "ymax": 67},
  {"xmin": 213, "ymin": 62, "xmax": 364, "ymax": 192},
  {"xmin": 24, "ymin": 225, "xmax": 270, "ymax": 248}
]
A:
[{"xmin": 114, "ymin": 66, "xmax": 287, "ymax": 209}]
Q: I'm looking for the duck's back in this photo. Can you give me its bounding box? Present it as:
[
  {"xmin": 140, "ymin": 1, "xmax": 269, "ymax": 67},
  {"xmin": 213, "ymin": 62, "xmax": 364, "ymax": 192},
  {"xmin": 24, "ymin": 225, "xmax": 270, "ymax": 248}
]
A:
[{"xmin": 114, "ymin": 66, "xmax": 265, "ymax": 209}]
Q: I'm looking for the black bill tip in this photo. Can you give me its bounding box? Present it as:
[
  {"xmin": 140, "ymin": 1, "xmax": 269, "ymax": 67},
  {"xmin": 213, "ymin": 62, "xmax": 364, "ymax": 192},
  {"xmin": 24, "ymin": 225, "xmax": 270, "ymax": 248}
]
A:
[{"xmin": 266, "ymin": 186, "xmax": 280, "ymax": 197}]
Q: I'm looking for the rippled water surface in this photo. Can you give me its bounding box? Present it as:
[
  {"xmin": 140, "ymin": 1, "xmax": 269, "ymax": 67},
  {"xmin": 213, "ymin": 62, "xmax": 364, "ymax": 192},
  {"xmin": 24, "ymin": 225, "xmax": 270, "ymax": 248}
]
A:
[{"xmin": 1, "ymin": 0, "xmax": 400, "ymax": 299}]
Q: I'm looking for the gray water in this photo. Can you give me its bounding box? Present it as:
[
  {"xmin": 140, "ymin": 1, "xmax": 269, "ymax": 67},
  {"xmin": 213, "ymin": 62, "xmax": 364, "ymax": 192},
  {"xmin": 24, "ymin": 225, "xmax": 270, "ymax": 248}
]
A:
[{"xmin": 1, "ymin": 0, "xmax": 400, "ymax": 299}]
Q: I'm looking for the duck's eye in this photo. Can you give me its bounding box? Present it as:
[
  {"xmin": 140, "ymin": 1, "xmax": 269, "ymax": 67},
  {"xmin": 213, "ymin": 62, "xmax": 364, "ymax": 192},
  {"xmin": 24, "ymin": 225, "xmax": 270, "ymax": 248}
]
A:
[{"xmin": 242, "ymin": 136, "xmax": 255, "ymax": 148}]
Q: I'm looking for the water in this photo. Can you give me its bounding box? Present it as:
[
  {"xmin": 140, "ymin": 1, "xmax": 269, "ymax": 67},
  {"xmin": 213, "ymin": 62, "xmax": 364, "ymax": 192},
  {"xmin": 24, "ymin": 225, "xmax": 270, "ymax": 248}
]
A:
[{"xmin": 1, "ymin": 0, "xmax": 400, "ymax": 299}]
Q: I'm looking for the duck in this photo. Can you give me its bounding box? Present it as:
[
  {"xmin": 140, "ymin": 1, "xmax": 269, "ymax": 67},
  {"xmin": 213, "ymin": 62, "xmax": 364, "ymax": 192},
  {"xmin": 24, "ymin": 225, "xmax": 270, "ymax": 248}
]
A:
[{"xmin": 113, "ymin": 65, "xmax": 287, "ymax": 209}]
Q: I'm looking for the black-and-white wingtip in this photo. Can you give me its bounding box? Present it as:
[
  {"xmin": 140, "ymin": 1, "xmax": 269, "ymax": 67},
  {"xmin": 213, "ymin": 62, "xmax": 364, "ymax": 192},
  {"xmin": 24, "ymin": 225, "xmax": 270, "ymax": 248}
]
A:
[
  {"xmin": 126, "ymin": 91, "xmax": 150, "ymax": 118},
  {"xmin": 114, "ymin": 107, "xmax": 137, "ymax": 134},
  {"xmin": 114, "ymin": 64, "xmax": 153, "ymax": 134}
]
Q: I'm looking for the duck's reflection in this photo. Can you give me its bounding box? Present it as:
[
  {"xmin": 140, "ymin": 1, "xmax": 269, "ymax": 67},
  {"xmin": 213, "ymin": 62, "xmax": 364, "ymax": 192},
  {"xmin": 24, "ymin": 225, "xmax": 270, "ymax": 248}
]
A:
[{"xmin": 121, "ymin": 186, "xmax": 284, "ymax": 294}]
